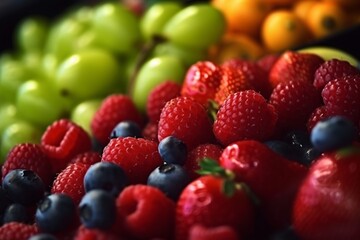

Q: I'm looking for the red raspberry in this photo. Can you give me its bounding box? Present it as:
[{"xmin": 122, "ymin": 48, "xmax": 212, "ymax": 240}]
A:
[
  {"xmin": 116, "ymin": 184, "xmax": 175, "ymax": 240},
  {"xmin": 74, "ymin": 225, "xmax": 120, "ymax": 240},
  {"xmin": 256, "ymin": 53, "xmax": 280, "ymax": 74},
  {"xmin": 0, "ymin": 222, "xmax": 38, "ymax": 240},
  {"xmin": 91, "ymin": 94, "xmax": 143, "ymax": 146},
  {"xmin": 307, "ymin": 105, "xmax": 333, "ymax": 132},
  {"xmin": 313, "ymin": 59, "xmax": 360, "ymax": 90},
  {"xmin": 142, "ymin": 121, "xmax": 159, "ymax": 143},
  {"xmin": 70, "ymin": 151, "xmax": 101, "ymax": 165},
  {"xmin": 181, "ymin": 61, "xmax": 223, "ymax": 107},
  {"xmin": 101, "ymin": 137, "xmax": 162, "ymax": 184},
  {"xmin": 184, "ymin": 143, "xmax": 223, "ymax": 181},
  {"xmin": 41, "ymin": 119, "xmax": 92, "ymax": 174},
  {"xmin": 2, "ymin": 143, "xmax": 52, "ymax": 186},
  {"xmin": 269, "ymin": 80, "xmax": 322, "ymax": 134},
  {"xmin": 213, "ymin": 90, "xmax": 277, "ymax": 146},
  {"xmin": 51, "ymin": 162, "xmax": 90, "ymax": 204},
  {"xmin": 189, "ymin": 225, "xmax": 239, "ymax": 240},
  {"xmin": 147, "ymin": 81, "xmax": 181, "ymax": 123},
  {"xmin": 158, "ymin": 96, "xmax": 215, "ymax": 150}
]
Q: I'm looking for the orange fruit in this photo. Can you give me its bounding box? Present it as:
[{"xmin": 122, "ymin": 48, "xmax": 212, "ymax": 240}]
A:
[
  {"xmin": 293, "ymin": 0, "xmax": 319, "ymax": 23},
  {"xmin": 261, "ymin": 10, "xmax": 312, "ymax": 53},
  {"xmin": 261, "ymin": 0, "xmax": 296, "ymax": 7},
  {"xmin": 307, "ymin": 1, "xmax": 349, "ymax": 38},
  {"xmin": 323, "ymin": 0, "xmax": 360, "ymax": 7}
]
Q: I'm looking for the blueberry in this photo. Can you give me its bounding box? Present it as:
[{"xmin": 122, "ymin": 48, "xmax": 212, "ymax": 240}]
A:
[
  {"xmin": 302, "ymin": 147, "xmax": 322, "ymax": 166},
  {"xmin": 270, "ymin": 226, "xmax": 299, "ymax": 240},
  {"xmin": 110, "ymin": 121, "xmax": 142, "ymax": 139},
  {"xmin": 79, "ymin": 190, "xmax": 116, "ymax": 229},
  {"xmin": 35, "ymin": 193, "xmax": 76, "ymax": 233},
  {"xmin": 311, "ymin": 116, "xmax": 357, "ymax": 152},
  {"xmin": 147, "ymin": 163, "xmax": 190, "ymax": 200},
  {"xmin": 2, "ymin": 203, "xmax": 28, "ymax": 224},
  {"xmin": 84, "ymin": 162, "xmax": 127, "ymax": 197},
  {"xmin": 158, "ymin": 136, "xmax": 187, "ymax": 165},
  {"xmin": 265, "ymin": 140, "xmax": 304, "ymax": 163},
  {"xmin": 2, "ymin": 169, "xmax": 45, "ymax": 206},
  {"xmin": 0, "ymin": 187, "xmax": 12, "ymax": 215},
  {"xmin": 29, "ymin": 233, "xmax": 58, "ymax": 240},
  {"xmin": 284, "ymin": 130, "xmax": 312, "ymax": 149}
]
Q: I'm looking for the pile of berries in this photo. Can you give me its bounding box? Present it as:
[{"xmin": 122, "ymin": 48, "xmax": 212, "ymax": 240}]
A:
[{"xmin": 0, "ymin": 50, "xmax": 360, "ymax": 240}]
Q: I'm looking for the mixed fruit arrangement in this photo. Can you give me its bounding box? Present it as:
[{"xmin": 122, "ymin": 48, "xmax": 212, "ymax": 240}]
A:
[{"xmin": 0, "ymin": 0, "xmax": 360, "ymax": 240}]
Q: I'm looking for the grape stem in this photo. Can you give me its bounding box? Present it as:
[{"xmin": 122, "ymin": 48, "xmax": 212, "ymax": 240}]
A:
[{"xmin": 128, "ymin": 35, "xmax": 167, "ymax": 96}]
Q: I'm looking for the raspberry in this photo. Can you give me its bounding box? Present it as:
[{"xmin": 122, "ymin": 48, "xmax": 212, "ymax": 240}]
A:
[
  {"xmin": 142, "ymin": 121, "xmax": 159, "ymax": 142},
  {"xmin": 101, "ymin": 137, "xmax": 162, "ymax": 184},
  {"xmin": 51, "ymin": 162, "xmax": 90, "ymax": 205},
  {"xmin": 256, "ymin": 53, "xmax": 280, "ymax": 73},
  {"xmin": 189, "ymin": 225, "xmax": 239, "ymax": 240},
  {"xmin": 2, "ymin": 143, "xmax": 52, "ymax": 186},
  {"xmin": 91, "ymin": 94, "xmax": 143, "ymax": 146},
  {"xmin": 0, "ymin": 222, "xmax": 38, "ymax": 240},
  {"xmin": 158, "ymin": 96, "xmax": 215, "ymax": 150},
  {"xmin": 69, "ymin": 151, "xmax": 101, "ymax": 165},
  {"xmin": 74, "ymin": 225, "xmax": 120, "ymax": 240},
  {"xmin": 147, "ymin": 80, "xmax": 181, "ymax": 123},
  {"xmin": 41, "ymin": 119, "xmax": 92, "ymax": 174},
  {"xmin": 116, "ymin": 185, "xmax": 175, "ymax": 240},
  {"xmin": 307, "ymin": 106, "xmax": 333, "ymax": 132},
  {"xmin": 213, "ymin": 90, "xmax": 278, "ymax": 146},
  {"xmin": 313, "ymin": 59, "xmax": 360, "ymax": 90}
]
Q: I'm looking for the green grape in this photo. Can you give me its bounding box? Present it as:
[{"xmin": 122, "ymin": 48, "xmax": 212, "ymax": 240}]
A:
[
  {"xmin": 75, "ymin": 30, "xmax": 100, "ymax": 52},
  {"xmin": 21, "ymin": 51, "xmax": 45, "ymax": 78},
  {"xmin": 0, "ymin": 103, "xmax": 18, "ymax": 138},
  {"xmin": 55, "ymin": 48, "xmax": 124, "ymax": 102},
  {"xmin": 91, "ymin": 3, "xmax": 141, "ymax": 55},
  {"xmin": 152, "ymin": 42, "xmax": 207, "ymax": 67},
  {"xmin": 71, "ymin": 6, "xmax": 94, "ymax": 27},
  {"xmin": 132, "ymin": 56, "xmax": 186, "ymax": 112},
  {"xmin": 41, "ymin": 54, "xmax": 59, "ymax": 80},
  {"xmin": 162, "ymin": 4, "xmax": 226, "ymax": 49},
  {"xmin": 140, "ymin": 2, "xmax": 182, "ymax": 40},
  {"xmin": 16, "ymin": 17, "xmax": 49, "ymax": 53},
  {"xmin": 70, "ymin": 99, "xmax": 102, "ymax": 136},
  {"xmin": 16, "ymin": 80, "xmax": 73, "ymax": 128},
  {"xmin": 0, "ymin": 121, "xmax": 42, "ymax": 163}
]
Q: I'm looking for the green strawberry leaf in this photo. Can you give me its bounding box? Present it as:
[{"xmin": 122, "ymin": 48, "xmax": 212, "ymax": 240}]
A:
[
  {"xmin": 207, "ymin": 100, "xmax": 219, "ymax": 123},
  {"xmin": 223, "ymin": 179, "xmax": 236, "ymax": 197},
  {"xmin": 336, "ymin": 145, "xmax": 360, "ymax": 158}
]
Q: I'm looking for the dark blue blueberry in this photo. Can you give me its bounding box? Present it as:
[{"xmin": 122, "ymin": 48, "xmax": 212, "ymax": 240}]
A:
[
  {"xmin": 35, "ymin": 193, "xmax": 76, "ymax": 233},
  {"xmin": 270, "ymin": 226, "xmax": 300, "ymax": 240},
  {"xmin": 2, "ymin": 169, "xmax": 45, "ymax": 206},
  {"xmin": 110, "ymin": 121, "xmax": 142, "ymax": 139},
  {"xmin": 29, "ymin": 233, "xmax": 58, "ymax": 240},
  {"xmin": 158, "ymin": 136, "xmax": 187, "ymax": 165},
  {"xmin": 2, "ymin": 203, "xmax": 28, "ymax": 224},
  {"xmin": 265, "ymin": 140, "xmax": 304, "ymax": 163},
  {"xmin": 311, "ymin": 116, "xmax": 357, "ymax": 152},
  {"xmin": 284, "ymin": 130, "xmax": 312, "ymax": 149},
  {"xmin": 84, "ymin": 162, "xmax": 127, "ymax": 197},
  {"xmin": 147, "ymin": 163, "xmax": 190, "ymax": 200},
  {"xmin": 0, "ymin": 187, "xmax": 12, "ymax": 215},
  {"xmin": 92, "ymin": 137, "xmax": 105, "ymax": 154},
  {"xmin": 79, "ymin": 190, "xmax": 116, "ymax": 229},
  {"xmin": 302, "ymin": 147, "xmax": 322, "ymax": 166}
]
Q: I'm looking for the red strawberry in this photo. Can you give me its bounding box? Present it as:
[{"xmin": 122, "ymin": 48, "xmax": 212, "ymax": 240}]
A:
[
  {"xmin": 158, "ymin": 96, "xmax": 214, "ymax": 150},
  {"xmin": 181, "ymin": 61, "xmax": 223, "ymax": 106},
  {"xmin": 222, "ymin": 59, "xmax": 272, "ymax": 99},
  {"xmin": 256, "ymin": 53, "xmax": 280, "ymax": 74},
  {"xmin": 269, "ymin": 51, "xmax": 324, "ymax": 88},
  {"xmin": 91, "ymin": 94, "xmax": 143, "ymax": 146},
  {"xmin": 313, "ymin": 58, "xmax": 360, "ymax": 90},
  {"xmin": 0, "ymin": 222, "xmax": 38, "ymax": 240},
  {"xmin": 74, "ymin": 225, "xmax": 120, "ymax": 240},
  {"xmin": 184, "ymin": 143, "xmax": 223, "ymax": 181},
  {"xmin": 2, "ymin": 143, "xmax": 52, "ymax": 186},
  {"xmin": 116, "ymin": 184, "xmax": 175, "ymax": 240},
  {"xmin": 101, "ymin": 137, "xmax": 162, "ymax": 184},
  {"xmin": 41, "ymin": 119, "xmax": 92, "ymax": 174},
  {"xmin": 213, "ymin": 90, "xmax": 277, "ymax": 146},
  {"xmin": 176, "ymin": 175, "xmax": 255, "ymax": 240},
  {"xmin": 147, "ymin": 80, "xmax": 181, "ymax": 123},
  {"xmin": 51, "ymin": 162, "xmax": 90, "ymax": 205},
  {"xmin": 293, "ymin": 146, "xmax": 360, "ymax": 240},
  {"xmin": 269, "ymin": 80, "xmax": 322, "ymax": 133},
  {"xmin": 189, "ymin": 225, "xmax": 239, "ymax": 240},
  {"xmin": 142, "ymin": 121, "xmax": 159, "ymax": 142},
  {"xmin": 219, "ymin": 140, "xmax": 307, "ymax": 229},
  {"xmin": 69, "ymin": 151, "xmax": 101, "ymax": 165}
]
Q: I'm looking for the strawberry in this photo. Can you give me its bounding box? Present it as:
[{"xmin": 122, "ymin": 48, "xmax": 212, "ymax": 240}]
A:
[
  {"xmin": 213, "ymin": 90, "xmax": 277, "ymax": 146},
  {"xmin": 293, "ymin": 146, "xmax": 360, "ymax": 240},
  {"xmin": 69, "ymin": 151, "xmax": 101, "ymax": 165},
  {"xmin": 269, "ymin": 80, "xmax": 322, "ymax": 134},
  {"xmin": 91, "ymin": 94, "xmax": 143, "ymax": 146},
  {"xmin": 181, "ymin": 61, "xmax": 223, "ymax": 107},
  {"xmin": 147, "ymin": 80, "xmax": 181, "ymax": 123},
  {"xmin": 41, "ymin": 119, "xmax": 92, "ymax": 174},
  {"xmin": 74, "ymin": 225, "xmax": 120, "ymax": 240},
  {"xmin": 219, "ymin": 140, "xmax": 307, "ymax": 230},
  {"xmin": 222, "ymin": 59, "xmax": 272, "ymax": 99},
  {"xmin": 116, "ymin": 184, "xmax": 175, "ymax": 240},
  {"xmin": 141, "ymin": 121, "xmax": 158, "ymax": 142},
  {"xmin": 101, "ymin": 137, "xmax": 162, "ymax": 184},
  {"xmin": 188, "ymin": 224, "xmax": 239, "ymax": 240},
  {"xmin": 175, "ymin": 175, "xmax": 255, "ymax": 240},
  {"xmin": 313, "ymin": 58, "xmax": 360, "ymax": 90},
  {"xmin": 51, "ymin": 162, "xmax": 90, "ymax": 205},
  {"xmin": 184, "ymin": 143, "xmax": 223, "ymax": 181},
  {"xmin": 256, "ymin": 53, "xmax": 280, "ymax": 74},
  {"xmin": 2, "ymin": 143, "xmax": 53, "ymax": 186},
  {"xmin": 269, "ymin": 51, "xmax": 324, "ymax": 88},
  {"xmin": 158, "ymin": 96, "xmax": 215, "ymax": 150},
  {"xmin": 0, "ymin": 222, "xmax": 38, "ymax": 240}
]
